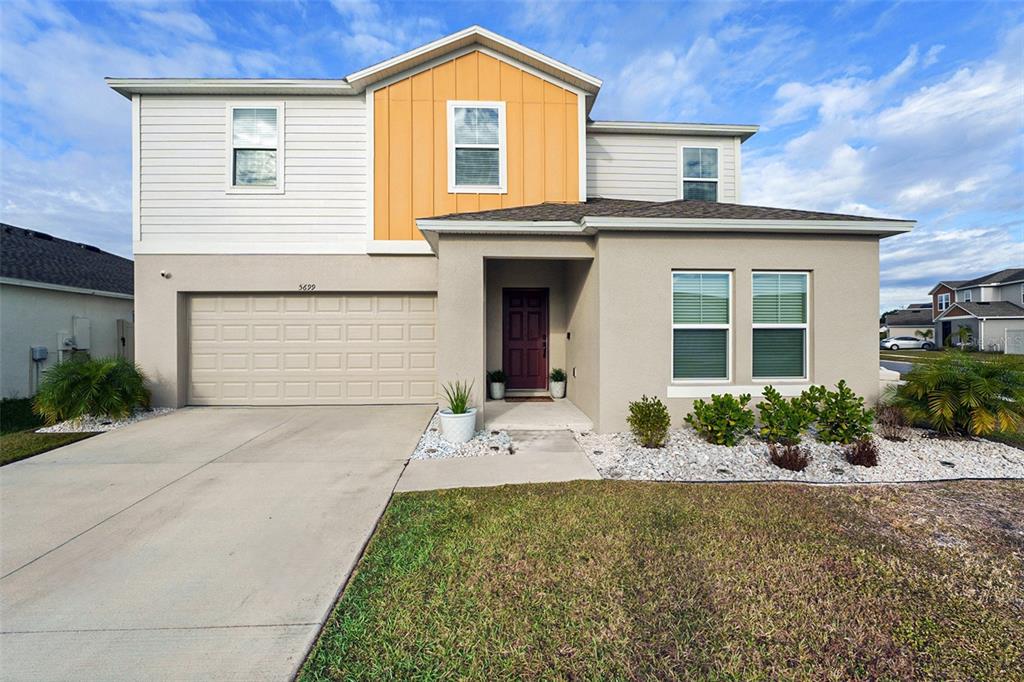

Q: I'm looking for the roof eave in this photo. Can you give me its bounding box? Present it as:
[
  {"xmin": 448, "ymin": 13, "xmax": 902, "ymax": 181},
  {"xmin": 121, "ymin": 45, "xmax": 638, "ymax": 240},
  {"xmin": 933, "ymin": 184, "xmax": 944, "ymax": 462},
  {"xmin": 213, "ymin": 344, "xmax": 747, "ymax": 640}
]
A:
[
  {"xmin": 105, "ymin": 77, "xmax": 355, "ymax": 99},
  {"xmin": 587, "ymin": 120, "xmax": 760, "ymax": 141},
  {"xmin": 416, "ymin": 219, "xmax": 591, "ymax": 236}
]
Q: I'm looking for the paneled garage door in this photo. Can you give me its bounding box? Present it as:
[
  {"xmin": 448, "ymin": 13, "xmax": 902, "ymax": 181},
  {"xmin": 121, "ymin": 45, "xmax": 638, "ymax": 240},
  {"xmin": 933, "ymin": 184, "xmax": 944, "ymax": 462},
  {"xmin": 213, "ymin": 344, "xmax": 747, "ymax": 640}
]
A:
[{"xmin": 188, "ymin": 293, "xmax": 437, "ymax": 405}]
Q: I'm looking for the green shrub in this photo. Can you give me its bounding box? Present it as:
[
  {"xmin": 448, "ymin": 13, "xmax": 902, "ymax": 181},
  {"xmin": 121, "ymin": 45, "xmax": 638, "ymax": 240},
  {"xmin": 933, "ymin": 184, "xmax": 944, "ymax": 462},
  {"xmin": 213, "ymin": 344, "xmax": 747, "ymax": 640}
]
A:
[
  {"xmin": 33, "ymin": 357, "xmax": 150, "ymax": 424},
  {"xmin": 549, "ymin": 368, "xmax": 567, "ymax": 382},
  {"xmin": 768, "ymin": 442, "xmax": 810, "ymax": 471},
  {"xmin": 627, "ymin": 395, "xmax": 671, "ymax": 448},
  {"xmin": 757, "ymin": 385, "xmax": 816, "ymax": 445},
  {"xmin": 440, "ymin": 380, "xmax": 474, "ymax": 414},
  {"xmin": 486, "ymin": 369, "xmax": 507, "ymax": 383},
  {"xmin": 888, "ymin": 352, "xmax": 1024, "ymax": 436},
  {"xmin": 805, "ymin": 380, "xmax": 874, "ymax": 444},
  {"xmin": 685, "ymin": 393, "xmax": 754, "ymax": 446}
]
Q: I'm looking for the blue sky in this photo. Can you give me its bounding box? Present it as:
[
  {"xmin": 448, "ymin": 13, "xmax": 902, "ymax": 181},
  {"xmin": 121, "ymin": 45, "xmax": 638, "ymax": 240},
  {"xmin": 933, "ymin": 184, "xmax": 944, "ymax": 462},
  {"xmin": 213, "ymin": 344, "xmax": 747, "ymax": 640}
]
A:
[{"xmin": 2, "ymin": 0, "xmax": 1022, "ymax": 310}]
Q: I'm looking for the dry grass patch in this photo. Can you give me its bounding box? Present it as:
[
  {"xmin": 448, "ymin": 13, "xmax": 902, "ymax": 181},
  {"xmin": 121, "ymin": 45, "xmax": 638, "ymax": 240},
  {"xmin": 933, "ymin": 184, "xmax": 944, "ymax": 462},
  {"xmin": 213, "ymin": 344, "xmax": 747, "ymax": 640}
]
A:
[{"xmin": 302, "ymin": 480, "xmax": 1024, "ymax": 681}]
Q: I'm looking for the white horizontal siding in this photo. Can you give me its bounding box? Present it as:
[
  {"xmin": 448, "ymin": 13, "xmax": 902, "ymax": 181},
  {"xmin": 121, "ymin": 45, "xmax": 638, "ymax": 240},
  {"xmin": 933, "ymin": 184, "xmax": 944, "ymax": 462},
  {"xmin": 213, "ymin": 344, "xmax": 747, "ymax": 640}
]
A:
[
  {"xmin": 586, "ymin": 133, "xmax": 740, "ymax": 203},
  {"xmin": 138, "ymin": 95, "xmax": 368, "ymax": 254}
]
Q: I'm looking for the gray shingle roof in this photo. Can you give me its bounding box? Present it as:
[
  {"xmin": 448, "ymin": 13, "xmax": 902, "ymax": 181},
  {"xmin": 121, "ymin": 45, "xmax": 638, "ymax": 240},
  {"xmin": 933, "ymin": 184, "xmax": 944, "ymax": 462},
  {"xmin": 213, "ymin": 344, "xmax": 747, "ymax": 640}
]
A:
[
  {"xmin": 957, "ymin": 268, "xmax": 1024, "ymax": 288},
  {"xmin": 943, "ymin": 301, "xmax": 1024, "ymax": 318},
  {"xmin": 429, "ymin": 198, "xmax": 908, "ymax": 222},
  {"xmin": 0, "ymin": 224, "xmax": 133, "ymax": 296},
  {"xmin": 884, "ymin": 308, "xmax": 934, "ymax": 326}
]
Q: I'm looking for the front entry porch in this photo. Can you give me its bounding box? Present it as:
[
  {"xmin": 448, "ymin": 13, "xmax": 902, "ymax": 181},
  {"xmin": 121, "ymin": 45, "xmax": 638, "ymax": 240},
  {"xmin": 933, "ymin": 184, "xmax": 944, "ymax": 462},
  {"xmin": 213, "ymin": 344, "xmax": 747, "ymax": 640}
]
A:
[{"xmin": 484, "ymin": 397, "xmax": 593, "ymax": 431}]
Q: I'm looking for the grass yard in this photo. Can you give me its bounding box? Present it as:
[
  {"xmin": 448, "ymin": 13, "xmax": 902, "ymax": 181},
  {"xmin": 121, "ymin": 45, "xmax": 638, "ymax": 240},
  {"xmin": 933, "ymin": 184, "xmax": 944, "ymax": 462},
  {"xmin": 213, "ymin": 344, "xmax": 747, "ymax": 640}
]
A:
[
  {"xmin": 303, "ymin": 480, "xmax": 1024, "ymax": 681},
  {"xmin": 0, "ymin": 398, "xmax": 94, "ymax": 466},
  {"xmin": 880, "ymin": 349, "xmax": 1023, "ymax": 366}
]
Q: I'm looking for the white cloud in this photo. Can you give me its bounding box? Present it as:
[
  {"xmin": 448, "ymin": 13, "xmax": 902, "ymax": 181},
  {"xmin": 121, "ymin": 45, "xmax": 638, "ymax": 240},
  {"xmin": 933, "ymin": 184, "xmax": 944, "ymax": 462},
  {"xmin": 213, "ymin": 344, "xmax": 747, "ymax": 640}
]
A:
[{"xmin": 329, "ymin": 0, "xmax": 443, "ymax": 63}]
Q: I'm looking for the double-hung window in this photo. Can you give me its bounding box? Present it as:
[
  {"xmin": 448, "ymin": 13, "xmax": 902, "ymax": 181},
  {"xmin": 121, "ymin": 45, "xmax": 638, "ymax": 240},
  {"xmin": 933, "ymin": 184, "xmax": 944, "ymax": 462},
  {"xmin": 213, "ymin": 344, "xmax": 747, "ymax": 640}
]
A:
[
  {"xmin": 672, "ymin": 272, "xmax": 731, "ymax": 381},
  {"xmin": 229, "ymin": 105, "xmax": 283, "ymax": 191},
  {"xmin": 448, "ymin": 101, "xmax": 506, "ymax": 193},
  {"xmin": 962, "ymin": 290, "xmax": 972, "ymax": 302},
  {"xmin": 937, "ymin": 292, "xmax": 950, "ymax": 310},
  {"xmin": 681, "ymin": 147, "xmax": 719, "ymax": 201},
  {"xmin": 752, "ymin": 272, "xmax": 808, "ymax": 380}
]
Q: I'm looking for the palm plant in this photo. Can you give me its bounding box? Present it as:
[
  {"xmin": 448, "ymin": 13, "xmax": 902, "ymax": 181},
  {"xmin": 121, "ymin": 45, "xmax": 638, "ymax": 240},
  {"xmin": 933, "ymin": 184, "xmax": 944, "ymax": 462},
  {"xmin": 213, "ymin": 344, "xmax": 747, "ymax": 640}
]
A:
[
  {"xmin": 33, "ymin": 357, "xmax": 150, "ymax": 424},
  {"xmin": 915, "ymin": 328, "xmax": 933, "ymax": 341},
  {"xmin": 887, "ymin": 351, "xmax": 1024, "ymax": 436},
  {"xmin": 956, "ymin": 324, "xmax": 973, "ymax": 347}
]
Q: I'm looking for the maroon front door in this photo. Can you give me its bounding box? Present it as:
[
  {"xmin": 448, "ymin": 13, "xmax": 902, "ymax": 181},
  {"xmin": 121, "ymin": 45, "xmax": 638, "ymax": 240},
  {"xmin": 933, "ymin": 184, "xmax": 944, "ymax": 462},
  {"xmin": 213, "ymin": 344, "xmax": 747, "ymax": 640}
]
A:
[{"xmin": 503, "ymin": 288, "xmax": 549, "ymax": 390}]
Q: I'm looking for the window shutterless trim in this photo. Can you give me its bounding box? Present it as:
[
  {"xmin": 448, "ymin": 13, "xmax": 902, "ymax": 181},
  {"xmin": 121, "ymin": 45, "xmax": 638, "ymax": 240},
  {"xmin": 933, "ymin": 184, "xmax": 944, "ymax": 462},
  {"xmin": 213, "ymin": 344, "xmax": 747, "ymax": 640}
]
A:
[
  {"xmin": 751, "ymin": 271, "xmax": 809, "ymax": 382},
  {"xmin": 937, "ymin": 292, "xmax": 950, "ymax": 310},
  {"xmin": 679, "ymin": 144, "xmax": 721, "ymax": 201},
  {"xmin": 447, "ymin": 100, "xmax": 507, "ymax": 194},
  {"xmin": 670, "ymin": 270, "xmax": 733, "ymax": 384},
  {"xmin": 225, "ymin": 102, "xmax": 285, "ymax": 194}
]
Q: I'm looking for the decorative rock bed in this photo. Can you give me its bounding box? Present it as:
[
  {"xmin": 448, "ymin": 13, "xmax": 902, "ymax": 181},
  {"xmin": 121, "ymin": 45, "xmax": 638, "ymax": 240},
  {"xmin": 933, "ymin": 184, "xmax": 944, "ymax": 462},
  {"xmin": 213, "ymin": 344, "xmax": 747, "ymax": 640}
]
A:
[
  {"xmin": 577, "ymin": 427, "xmax": 1024, "ymax": 483},
  {"xmin": 36, "ymin": 408, "xmax": 176, "ymax": 433},
  {"xmin": 411, "ymin": 414, "xmax": 513, "ymax": 459}
]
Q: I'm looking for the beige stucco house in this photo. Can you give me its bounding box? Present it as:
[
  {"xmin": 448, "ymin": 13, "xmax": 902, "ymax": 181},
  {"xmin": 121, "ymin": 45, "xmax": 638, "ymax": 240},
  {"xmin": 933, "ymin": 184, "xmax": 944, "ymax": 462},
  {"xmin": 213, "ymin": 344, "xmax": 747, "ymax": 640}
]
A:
[{"xmin": 107, "ymin": 26, "xmax": 912, "ymax": 432}]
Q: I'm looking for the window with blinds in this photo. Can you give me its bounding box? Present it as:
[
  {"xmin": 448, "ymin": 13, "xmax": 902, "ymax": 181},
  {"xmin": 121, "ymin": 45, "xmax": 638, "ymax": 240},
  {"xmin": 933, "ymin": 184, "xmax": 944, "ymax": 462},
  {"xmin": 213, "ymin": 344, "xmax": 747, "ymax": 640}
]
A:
[
  {"xmin": 448, "ymin": 102, "xmax": 506, "ymax": 192},
  {"xmin": 672, "ymin": 272, "xmax": 731, "ymax": 380},
  {"xmin": 752, "ymin": 272, "xmax": 808, "ymax": 379},
  {"xmin": 231, "ymin": 107, "xmax": 280, "ymax": 188},
  {"xmin": 681, "ymin": 147, "xmax": 718, "ymax": 202}
]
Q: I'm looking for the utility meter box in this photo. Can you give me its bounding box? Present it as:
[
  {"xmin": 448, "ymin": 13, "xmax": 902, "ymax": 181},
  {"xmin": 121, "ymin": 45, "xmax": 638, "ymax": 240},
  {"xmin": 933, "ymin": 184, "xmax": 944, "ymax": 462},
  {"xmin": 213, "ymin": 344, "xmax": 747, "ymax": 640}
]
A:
[
  {"xmin": 72, "ymin": 316, "xmax": 91, "ymax": 349},
  {"xmin": 31, "ymin": 346, "xmax": 48, "ymax": 361}
]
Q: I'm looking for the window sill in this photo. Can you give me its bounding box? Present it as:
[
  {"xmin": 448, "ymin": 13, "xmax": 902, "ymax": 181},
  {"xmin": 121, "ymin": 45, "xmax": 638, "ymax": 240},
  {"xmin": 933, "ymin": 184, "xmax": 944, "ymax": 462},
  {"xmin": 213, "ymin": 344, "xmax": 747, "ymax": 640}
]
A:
[
  {"xmin": 448, "ymin": 185, "xmax": 507, "ymax": 195},
  {"xmin": 667, "ymin": 383, "xmax": 812, "ymax": 398},
  {"xmin": 226, "ymin": 186, "xmax": 285, "ymax": 195}
]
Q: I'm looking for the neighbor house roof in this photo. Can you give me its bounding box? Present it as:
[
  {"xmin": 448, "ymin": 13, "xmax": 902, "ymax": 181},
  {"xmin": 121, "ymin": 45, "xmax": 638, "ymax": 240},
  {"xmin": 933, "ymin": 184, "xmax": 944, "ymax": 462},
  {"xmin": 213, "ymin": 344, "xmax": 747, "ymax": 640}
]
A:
[
  {"xmin": 936, "ymin": 301, "xmax": 1024, "ymax": 320},
  {"xmin": 884, "ymin": 308, "xmax": 934, "ymax": 326},
  {"xmin": 417, "ymin": 198, "xmax": 913, "ymax": 237},
  {"xmin": 0, "ymin": 224, "xmax": 133, "ymax": 296},
  {"xmin": 956, "ymin": 268, "xmax": 1024, "ymax": 289},
  {"xmin": 907, "ymin": 303, "xmax": 932, "ymax": 309}
]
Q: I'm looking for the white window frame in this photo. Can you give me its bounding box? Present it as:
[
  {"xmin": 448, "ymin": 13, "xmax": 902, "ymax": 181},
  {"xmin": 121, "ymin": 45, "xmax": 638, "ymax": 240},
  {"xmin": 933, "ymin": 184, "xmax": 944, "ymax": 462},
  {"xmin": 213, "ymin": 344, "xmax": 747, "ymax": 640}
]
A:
[
  {"xmin": 752, "ymin": 271, "xmax": 810, "ymax": 383},
  {"xmin": 670, "ymin": 270, "xmax": 733, "ymax": 384},
  {"xmin": 937, "ymin": 292, "xmax": 951, "ymax": 310},
  {"xmin": 447, "ymin": 100, "xmax": 507, "ymax": 194},
  {"xmin": 962, "ymin": 290, "xmax": 972, "ymax": 302},
  {"xmin": 226, "ymin": 102, "xmax": 285, "ymax": 194},
  {"xmin": 679, "ymin": 145, "xmax": 721, "ymax": 201}
]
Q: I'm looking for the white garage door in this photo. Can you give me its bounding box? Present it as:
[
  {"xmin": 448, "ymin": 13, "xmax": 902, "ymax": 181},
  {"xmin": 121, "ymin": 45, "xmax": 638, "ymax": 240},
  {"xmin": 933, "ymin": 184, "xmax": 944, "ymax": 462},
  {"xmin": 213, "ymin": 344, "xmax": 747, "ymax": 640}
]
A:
[{"xmin": 188, "ymin": 293, "xmax": 437, "ymax": 405}]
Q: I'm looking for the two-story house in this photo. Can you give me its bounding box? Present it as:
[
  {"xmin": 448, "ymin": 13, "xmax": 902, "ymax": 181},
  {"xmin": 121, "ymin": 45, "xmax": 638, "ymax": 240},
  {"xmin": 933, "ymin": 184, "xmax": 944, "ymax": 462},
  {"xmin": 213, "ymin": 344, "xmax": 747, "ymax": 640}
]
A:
[
  {"xmin": 107, "ymin": 26, "xmax": 913, "ymax": 432},
  {"xmin": 930, "ymin": 268, "xmax": 1024, "ymax": 351}
]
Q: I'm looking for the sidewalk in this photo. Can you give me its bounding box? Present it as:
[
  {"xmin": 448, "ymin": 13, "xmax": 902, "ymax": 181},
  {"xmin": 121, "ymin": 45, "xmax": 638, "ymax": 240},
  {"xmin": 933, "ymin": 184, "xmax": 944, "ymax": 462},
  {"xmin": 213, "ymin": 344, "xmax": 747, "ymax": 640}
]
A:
[{"xmin": 396, "ymin": 430, "xmax": 600, "ymax": 492}]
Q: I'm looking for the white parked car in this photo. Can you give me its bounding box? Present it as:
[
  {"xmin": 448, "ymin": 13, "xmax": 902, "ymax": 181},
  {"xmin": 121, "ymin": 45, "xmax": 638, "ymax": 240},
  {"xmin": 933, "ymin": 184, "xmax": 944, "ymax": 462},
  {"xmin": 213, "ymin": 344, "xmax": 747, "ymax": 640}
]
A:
[{"xmin": 880, "ymin": 336, "xmax": 934, "ymax": 351}]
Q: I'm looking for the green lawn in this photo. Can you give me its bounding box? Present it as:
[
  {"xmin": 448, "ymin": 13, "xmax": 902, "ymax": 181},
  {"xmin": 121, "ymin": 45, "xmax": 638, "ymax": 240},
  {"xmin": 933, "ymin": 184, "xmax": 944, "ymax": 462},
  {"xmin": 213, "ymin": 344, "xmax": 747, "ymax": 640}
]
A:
[
  {"xmin": 302, "ymin": 480, "xmax": 1023, "ymax": 681},
  {"xmin": 0, "ymin": 398, "xmax": 94, "ymax": 466},
  {"xmin": 880, "ymin": 349, "xmax": 1022, "ymax": 366}
]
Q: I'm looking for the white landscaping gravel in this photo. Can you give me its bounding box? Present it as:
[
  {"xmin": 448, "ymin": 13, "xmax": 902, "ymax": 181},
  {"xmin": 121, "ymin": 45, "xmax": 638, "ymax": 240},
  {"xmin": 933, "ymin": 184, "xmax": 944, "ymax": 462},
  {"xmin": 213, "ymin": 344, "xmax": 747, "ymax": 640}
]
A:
[
  {"xmin": 577, "ymin": 426, "xmax": 1024, "ymax": 483},
  {"xmin": 411, "ymin": 414, "xmax": 513, "ymax": 459},
  {"xmin": 36, "ymin": 408, "xmax": 175, "ymax": 433}
]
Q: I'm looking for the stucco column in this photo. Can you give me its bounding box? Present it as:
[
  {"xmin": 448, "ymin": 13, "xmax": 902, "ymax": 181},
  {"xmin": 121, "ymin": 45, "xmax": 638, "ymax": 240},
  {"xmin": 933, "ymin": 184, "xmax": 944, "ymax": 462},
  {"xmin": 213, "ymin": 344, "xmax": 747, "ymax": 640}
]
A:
[
  {"xmin": 134, "ymin": 256, "xmax": 186, "ymax": 407},
  {"xmin": 436, "ymin": 238, "xmax": 487, "ymax": 424}
]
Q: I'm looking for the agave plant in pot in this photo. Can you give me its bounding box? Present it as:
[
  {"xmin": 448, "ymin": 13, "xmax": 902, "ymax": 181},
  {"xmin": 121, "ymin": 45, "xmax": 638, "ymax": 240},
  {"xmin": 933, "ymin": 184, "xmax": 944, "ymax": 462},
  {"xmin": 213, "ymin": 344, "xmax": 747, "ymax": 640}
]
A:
[
  {"xmin": 549, "ymin": 368, "xmax": 567, "ymax": 399},
  {"xmin": 439, "ymin": 379, "xmax": 477, "ymax": 444},
  {"xmin": 487, "ymin": 370, "xmax": 507, "ymax": 400}
]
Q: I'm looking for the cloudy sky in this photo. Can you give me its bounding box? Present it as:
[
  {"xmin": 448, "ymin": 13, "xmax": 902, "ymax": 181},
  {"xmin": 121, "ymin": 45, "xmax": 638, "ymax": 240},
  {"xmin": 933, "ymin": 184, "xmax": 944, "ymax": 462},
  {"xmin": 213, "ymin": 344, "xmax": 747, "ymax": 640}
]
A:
[{"xmin": 2, "ymin": 0, "xmax": 1021, "ymax": 310}]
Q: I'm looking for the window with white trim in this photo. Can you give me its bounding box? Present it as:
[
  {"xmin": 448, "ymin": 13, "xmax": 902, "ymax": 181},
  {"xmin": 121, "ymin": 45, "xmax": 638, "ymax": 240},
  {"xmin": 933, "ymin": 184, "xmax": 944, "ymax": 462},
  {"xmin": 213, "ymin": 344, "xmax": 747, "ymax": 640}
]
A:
[
  {"xmin": 938, "ymin": 292, "xmax": 951, "ymax": 310},
  {"xmin": 752, "ymin": 272, "xmax": 808, "ymax": 380},
  {"xmin": 447, "ymin": 101, "xmax": 506, "ymax": 193},
  {"xmin": 681, "ymin": 147, "xmax": 719, "ymax": 201},
  {"xmin": 229, "ymin": 105, "xmax": 283, "ymax": 190},
  {"xmin": 962, "ymin": 290, "xmax": 972, "ymax": 302},
  {"xmin": 672, "ymin": 272, "xmax": 731, "ymax": 381}
]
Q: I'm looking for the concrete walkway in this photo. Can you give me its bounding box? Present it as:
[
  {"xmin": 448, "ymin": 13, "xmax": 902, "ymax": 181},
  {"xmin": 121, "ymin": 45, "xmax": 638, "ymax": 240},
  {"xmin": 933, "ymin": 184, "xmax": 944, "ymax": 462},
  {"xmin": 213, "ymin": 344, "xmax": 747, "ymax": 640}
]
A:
[
  {"xmin": 397, "ymin": 429, "xmax": 600, "ymax": 492},
  {"xmin": 0, "ymin": 405, "xmax": 434, "ymax": 681}
]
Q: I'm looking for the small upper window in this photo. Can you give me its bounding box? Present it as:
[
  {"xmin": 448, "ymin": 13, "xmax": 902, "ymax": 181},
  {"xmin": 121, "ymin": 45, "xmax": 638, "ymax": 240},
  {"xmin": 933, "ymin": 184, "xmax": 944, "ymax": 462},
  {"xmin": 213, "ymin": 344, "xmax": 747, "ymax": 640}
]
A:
[
  {"xmin": 448, "ymin": 101, "xmax": 506, "ymax": 193},
  {"xmin": 681, "ymin": 147, "xmax": 718, "ymax": 201},
  {"xmin": 938, "ymin": 293, "xmax": 951, "ymax": 310},
  {"xmin": 962, "ymin": 290, "xmax": 972, "ymax": 302},
  {"xmin": 230, "ymin": 106, "xmax": 282, "ymax": 189}
]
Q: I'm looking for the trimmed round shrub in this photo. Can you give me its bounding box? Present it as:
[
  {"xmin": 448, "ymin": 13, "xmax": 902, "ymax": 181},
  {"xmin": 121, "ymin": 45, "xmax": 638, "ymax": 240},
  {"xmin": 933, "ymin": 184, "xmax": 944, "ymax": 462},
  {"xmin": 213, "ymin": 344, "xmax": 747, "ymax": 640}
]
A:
[
  {"xmin": 33, "ymin": 357, "xmax": 150, "ymax": 424},
  {"xmin": 627, "ymin": 395, "xmax": 671, "ymax": 448}
]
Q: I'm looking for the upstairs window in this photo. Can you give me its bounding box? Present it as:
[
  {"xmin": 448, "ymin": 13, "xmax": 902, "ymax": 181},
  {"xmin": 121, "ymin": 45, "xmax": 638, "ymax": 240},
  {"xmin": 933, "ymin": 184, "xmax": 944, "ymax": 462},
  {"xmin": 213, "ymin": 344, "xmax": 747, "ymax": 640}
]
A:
[
  {"xmin": 229, "ymin": 105, "xmax": 283, "ymax": 191},
  {"xmin": 962, "ymin": 290, "xmax": 972, "ymax": 302},
  {"xmin": 752, "ymin": 272, "xmax": 808, "ymax": 380},
  {"xmin": 937, "ymin": 292, "xmax": 951, "ymax": 310},
  {"xmin": 448, "ymin": 101, "xmax": 506, "ymax": 193},
  {"xmin": 672, "ymin": 272, "xmax": 731, "ymax": 381},
  {"xmin": 681, "ymin": 147, "xmax": 719, "ymax": 201}
]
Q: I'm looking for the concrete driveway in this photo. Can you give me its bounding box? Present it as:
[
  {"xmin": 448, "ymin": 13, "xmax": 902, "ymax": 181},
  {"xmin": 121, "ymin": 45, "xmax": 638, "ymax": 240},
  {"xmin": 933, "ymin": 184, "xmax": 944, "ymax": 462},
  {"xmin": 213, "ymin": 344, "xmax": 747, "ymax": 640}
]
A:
[{"xmin": 0, "ymin": 405, "xmax": 434, "ymax": 681}]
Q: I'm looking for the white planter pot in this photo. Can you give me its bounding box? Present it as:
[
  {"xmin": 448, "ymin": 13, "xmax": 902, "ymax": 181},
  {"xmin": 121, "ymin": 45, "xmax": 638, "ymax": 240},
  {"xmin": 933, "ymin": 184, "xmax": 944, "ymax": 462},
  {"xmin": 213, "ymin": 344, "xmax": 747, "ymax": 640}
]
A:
[
  {"xmin": 490, "ymin": 382, "xmax": 506, "ymax": 400},
  {"xmin": 550, "ymin": 380, "xmax": 566, "ymax": 399},
  {"xmin": 439, "ymin": 407, "xmax": 478, "ymax": 444}
]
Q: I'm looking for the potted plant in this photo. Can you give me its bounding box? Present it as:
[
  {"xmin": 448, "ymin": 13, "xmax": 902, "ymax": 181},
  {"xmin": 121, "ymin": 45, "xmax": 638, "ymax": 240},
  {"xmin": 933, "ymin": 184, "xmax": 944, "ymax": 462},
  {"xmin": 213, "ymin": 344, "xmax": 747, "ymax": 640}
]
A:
[
  {"xmin": 439, "ymin": 379, "xmax": 477, "ymax": 444},
  {"xmin": 549, "ymin": 368, "xmax": 567, "ymax": 399},
  {"xmin": 487, "ymin": 370, "xmax": 507, "ymax": 400}
]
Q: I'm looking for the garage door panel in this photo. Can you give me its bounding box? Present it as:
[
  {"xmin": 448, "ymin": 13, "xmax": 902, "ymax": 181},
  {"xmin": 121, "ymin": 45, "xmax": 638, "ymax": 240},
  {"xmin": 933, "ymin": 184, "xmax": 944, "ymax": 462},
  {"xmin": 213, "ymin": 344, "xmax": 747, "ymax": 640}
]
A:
[{"xmin": 188, "ymin": 293, "xmax": 437, "ymax": 406}]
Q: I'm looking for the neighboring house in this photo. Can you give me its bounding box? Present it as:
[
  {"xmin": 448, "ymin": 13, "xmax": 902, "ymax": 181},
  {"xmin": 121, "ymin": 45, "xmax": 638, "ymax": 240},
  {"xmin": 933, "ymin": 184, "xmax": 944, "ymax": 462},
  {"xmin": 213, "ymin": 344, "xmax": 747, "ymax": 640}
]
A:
[
  {"xmin": 930, "ymin": 268, "xmax": 1024, "ymax": 352},
  {"xmin": 882, "ymin": 305, "xmax": 933, "ymax": 339},
  {"xmin": 106, "ymin": 26, "xmax": 913, "ymax": 432},
  {"xmin": 0, "ymin": 225, "xmax": 134, "ymax": 398}
]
